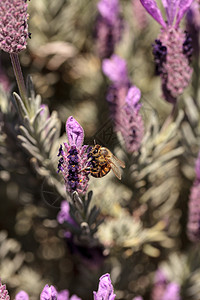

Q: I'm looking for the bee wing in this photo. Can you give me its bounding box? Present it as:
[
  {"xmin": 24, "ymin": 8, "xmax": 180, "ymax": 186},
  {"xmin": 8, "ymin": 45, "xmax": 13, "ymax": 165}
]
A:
[
  {"xmin": 109, "ymin": 161, "xmax": 122, "ymax": 180},
  {"xmin": 110, "ymin": 155, "xmax": 125, "ymax": 168}
]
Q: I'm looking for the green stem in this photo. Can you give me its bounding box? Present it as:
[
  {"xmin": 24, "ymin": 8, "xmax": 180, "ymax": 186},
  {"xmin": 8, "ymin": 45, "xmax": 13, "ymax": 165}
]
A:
[{"xmin": 10, "ymin": 53, "xmax": 28, "ymax": 108}]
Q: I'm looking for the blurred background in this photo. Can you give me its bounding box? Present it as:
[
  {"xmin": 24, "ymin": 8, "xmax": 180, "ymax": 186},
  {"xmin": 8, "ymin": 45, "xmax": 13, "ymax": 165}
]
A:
[{"xmin": 0, "ymin": 0, "xmax": 200, "ymax": 299}]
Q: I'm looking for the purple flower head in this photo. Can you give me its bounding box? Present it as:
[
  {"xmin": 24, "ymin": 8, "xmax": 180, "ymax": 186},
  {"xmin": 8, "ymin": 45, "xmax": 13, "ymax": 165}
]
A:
[
  {"xmin": 15, "ymin": 291, "xmax": 29, "ymax": 300},
  {"xmin": 97, "ymin": 0, "xmax": 119, "ymax": 24},
  {"xmin": 141, "ymin": 0, "xmax": 193, "ymax": 103},
  {"xmin": 93, "ymin": 273, "xmax": 116, "ymax": 300},
  {"xmin": 0, "ymin": 279, "xmax": 10, "ymax": 300},
  {"xmin": 57, "ymin": 116, "xmax": 90, "ymax": 195},
  {"xmin": 40, "ymin": 285, "xmax": 57, "ymax": 300},
  {"xmin": 117, "ymin": 86, "xmax": 144, "ymax": 153},
  {"xmin": 95, "ymin": 0, "xmax": 124, "ymax": 58},
  {"xmin": 161, "ymin": 282, "xmax": 181, "ymax": 300},
  {"xmin": 102, "ymin": 55, "xmax": 129, "ymax": 86},
  {"xmin": 0, "ymin": 0, "xmax": 29, "ymax": 53}
]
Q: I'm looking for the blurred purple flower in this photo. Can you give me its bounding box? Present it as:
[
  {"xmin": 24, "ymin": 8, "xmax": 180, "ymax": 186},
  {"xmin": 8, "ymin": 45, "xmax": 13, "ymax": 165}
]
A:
[
  {"xmin": 161, "ymin": 283, "xmax": 181, "ymax": 300},
  {"xmin": 151, "ymin": 269, "xmax": 168, "ymax": 300},
  {"xmin": 151, "ymin": 270, "xmax": 181, "ymax": 300},
  {"xmin": 0, "ymin": 0, "xmax": 29, "ymax": 53},
  {"xmin": 102, "ymin": 54, "xmax": 129, "ymax": 85},
  {"xmin": 57, "ymin": 290, "xmax": 81, "ymax": 300},
  {"xmin": 70, "ymin": 296, "xmax": 82, "ymax": 300},
  {"xmin": 57, "ymin": 116, "xmax": 90, "ymax": 195},
  {"xmin": 95, "ymin": 0, "xmax": 124, "ymax": 58},
  {"xmin": 57, "ymin": 290, "xmax": 70, "ymax": 300},
  {"xmin": 40, "ymin": 285, "xmax": 57, "ymax": 300},
  {"xmin": 0, "ymin": 279, "xmax": 10, "ymax": 300},
  {"xmin": 103, "ymin": 55, "xmax": 144, "ymax": 153},
  {"xmin": 57, "ymin": 200, "xmax": 74, "ymax": 225},
  {"xmin": 15, "ymin": 291, "xmax": 29, "ymax": 300},
  {"xmin": 93, "ymin": 273, "xmax": 116, "ymax": 300},
  {"xmin": 133, "ymin": 297, "xmax": 143, "ymax": 300},
  {"xmin": 97, "ymin": 0, "xmax": 119, "ymax": 23},
  {"xmin": 140, "ymin": 0, "xmax": 193, "ymax": 103},
  {"xmin": 117, "ymin": 86, "xmax": 144, "ymax": 152}
]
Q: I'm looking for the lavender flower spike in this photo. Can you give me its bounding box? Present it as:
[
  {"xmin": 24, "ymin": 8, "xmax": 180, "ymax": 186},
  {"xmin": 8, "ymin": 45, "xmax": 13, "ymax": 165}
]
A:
[
  {"xmin": 117, "ymin": 86, "xmax": 144, "ymax": 153},
  {"xmin": 40, "ymin": 285, "xmax": 57, "ymax": 300},
  {"xmin": 57, "ymin": 116, "xmax": 90, "ymax": 195},
  {"xmin": 0, "ymin": 279, "xmax": 10, "ymax": 300},
  {"xmin": 141, "ymin": 0, "xmax": 193, "ymax": 103},
  {"xmin": 15, "ymin": 291, "xmax": 29, "ymax": 300},
  {"xmin": 0, "ymin": 0, "xmax": 29, "ymax": 53},
  {"xmin": 93, "ymin": 273, "xmax": 116, "ymax": 300},
  {"xmin": 95, "ymin": 0, "xmax": 123, "ymax": 58}
]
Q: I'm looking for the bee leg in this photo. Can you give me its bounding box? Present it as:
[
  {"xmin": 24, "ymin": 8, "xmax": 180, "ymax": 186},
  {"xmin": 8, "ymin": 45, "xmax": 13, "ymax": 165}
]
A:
[{"xmin": 79, "ymin": 167, "xmax": 90, "ymax": 173}]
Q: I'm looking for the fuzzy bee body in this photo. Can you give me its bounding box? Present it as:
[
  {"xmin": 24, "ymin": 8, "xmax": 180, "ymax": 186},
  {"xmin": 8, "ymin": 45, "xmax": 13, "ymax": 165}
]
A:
[{"xmin": 86, "ymin": 144, "xmax": 125, "ymax": 180}]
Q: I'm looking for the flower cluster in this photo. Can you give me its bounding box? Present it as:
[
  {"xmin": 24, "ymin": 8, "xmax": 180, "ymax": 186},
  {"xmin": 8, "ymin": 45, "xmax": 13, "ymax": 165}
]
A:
[
  {"xmin": 57, "ymin": 116, "xmax": 90, "ymax": 195},
  {"xmin": 102, "ymin": 54, "xmax": 144, "ymax": 153},
  {"xmin": 95, "ymin": 0, "xmax": 124, "ymax": 58},
  {"xmin": 141, "ymin": 0, "xmax": 193, "ymax": 103},
  {"xmin": 0, "ymin": 0, "xmax": 29, "ymax": 53},
  {"xmin": 187, "ymin": 151, "xmax": 200, "ymax": 242},
  {"xmin": 0, "ymin": 279, "xmax": 10, "ymax": 300},
  {"xmin": 0, "ymin": 274, "xmax": 116, "ymax": 300},
  {"xmin": 93, "ymin": 274, "xmax": 116, "ymax": 300}
]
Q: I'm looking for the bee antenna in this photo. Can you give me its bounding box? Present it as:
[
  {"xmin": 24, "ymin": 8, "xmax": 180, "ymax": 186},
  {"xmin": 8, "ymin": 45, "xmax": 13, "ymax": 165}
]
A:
[{"xmin": 94, "ymin": 139, "xmax": 96, "ymax": 145}]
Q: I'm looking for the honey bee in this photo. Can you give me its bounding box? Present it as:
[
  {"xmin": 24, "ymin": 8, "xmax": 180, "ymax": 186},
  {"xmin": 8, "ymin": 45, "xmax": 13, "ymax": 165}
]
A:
[{"xmin": 85, "ymin": 144, "xmax": 125, "ymax": 180}]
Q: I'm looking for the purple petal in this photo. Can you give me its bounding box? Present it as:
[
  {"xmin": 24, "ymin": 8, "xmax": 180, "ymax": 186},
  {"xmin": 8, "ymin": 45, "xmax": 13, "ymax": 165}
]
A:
[
  {"xmin": 93, "ymin": 273, "xmax": 116, "ymax": 300},
  {"xmin": 102, "ymin": 55, "xmax": 129, "ymax": 85},
  {"xmin": 15, "ymin": 291, "xmax": 29, "ymax": 300},
  {"xmin": 162, "ymin": 0, "xmax": 180, "ymax": 25},
  {"xmin": 66, "ymin": 116, "xmax": 84, "ymax": 148},
  {"xmin": 40, "ymin": 285, "xmax": 57, "ymax": 300},
  {"xmin": 97, "ymin": 0, "xmax": 119, "ymax": 23},
  {"xmin": 140, "ymin": 0, "xmax": 166, "ymax": 27},
  {"xmin": 133, "ymin": 297, "xmax": 143, "ymax": 300},
  {"xmin": 125, "ymin": 86, "xmax": 141, "ymax": 112},
  {"xmin": 161, "ymin": 282, "xmax": 181, "ymax": 300},
  {"xmin": 57, "ymin": 290, "xmax": 70, "ymax": 300},
  {"xmin": 175, "ymin": 0, "xmax": 194, "ymax": 27}
]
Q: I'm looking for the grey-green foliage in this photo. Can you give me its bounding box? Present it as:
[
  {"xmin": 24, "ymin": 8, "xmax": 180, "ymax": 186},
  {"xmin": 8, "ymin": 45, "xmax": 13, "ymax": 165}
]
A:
[
  {"xmin": 66, "ymin": 191, "xmax": 103, "ymax": 245},
  {"xmin": 13, "ymin": 76, "xmax": 65, "ymax": 198}
]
